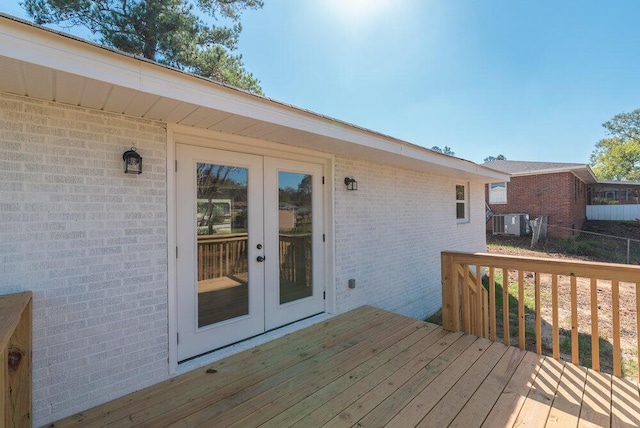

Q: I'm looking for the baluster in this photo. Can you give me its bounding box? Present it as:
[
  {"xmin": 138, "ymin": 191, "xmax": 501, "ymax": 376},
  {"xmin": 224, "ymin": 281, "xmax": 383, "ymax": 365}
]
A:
[
  {"xmin": 571, "ymin": 276, "xmax": 578, "ymax": 365},
  {"xmin": 462, "ymin": 264, "xmax": 471, "ymax": 334},
  {"xmin": 475, "ymin": 265, "xmax": 483, "ymax": 338},
  {"xmin": 489, "ymin": 267, "xmax": 496, "ymax": 341},
  {"xmin": 518, "ymin": 270, "xmax": 525, "ymax": 350},
  {"xmin": 636, "ymin": 281, "xmax": 640, "ymax": 383},
  {"xmin": 590, "ymin": 277, "xmax": 600, "ymax": 372},
  {"xmin": 612, "ymin": 279, "xmax": 621, "ymax": 377},
  {"xmin": 552, "ymin": 274, "xmax": 559, "ymax": 360},
  {"xmin": 502, "ymin": 267, "xmax": 509, "ymax": 347},
  {"xmin": 535, "ymin": 272, "xmax": 541, "ymax": 355}
]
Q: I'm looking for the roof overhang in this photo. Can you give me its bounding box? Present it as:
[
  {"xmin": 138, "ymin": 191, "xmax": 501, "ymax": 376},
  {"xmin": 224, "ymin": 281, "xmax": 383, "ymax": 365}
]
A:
[
  {"xmin": 0, "ymin": 14, "xmax": 508, "ymax": 183},
  {"xmin": 501, "ymin": 166, "xmax": 599, "ymax": 184},
  {"xmin": 592, "ymin": 180, "xmax": 640, "ymax": 187}
]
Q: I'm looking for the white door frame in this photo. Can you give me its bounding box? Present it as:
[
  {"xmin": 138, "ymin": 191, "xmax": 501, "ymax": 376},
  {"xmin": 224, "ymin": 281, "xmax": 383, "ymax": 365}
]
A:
[{"xmin": 167, "ymin": 124, "xmax": 335, "ymax": 372}]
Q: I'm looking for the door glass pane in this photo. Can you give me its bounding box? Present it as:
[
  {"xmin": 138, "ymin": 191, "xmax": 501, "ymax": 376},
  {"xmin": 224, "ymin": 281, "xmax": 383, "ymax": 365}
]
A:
[
  {"xmin": 196, "ymin": 163, "xmax": 249, "ymax": 328},
  {"xmin": 278, "ymin": 172, "xmax": 313, "ymax": 304}
]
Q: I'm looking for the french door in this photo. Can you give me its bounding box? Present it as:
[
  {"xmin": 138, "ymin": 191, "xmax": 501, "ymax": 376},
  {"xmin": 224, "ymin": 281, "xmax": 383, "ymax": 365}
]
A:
[{"xmin": 176, "ymin": 144, "xmax": 325, "ymax": 361}]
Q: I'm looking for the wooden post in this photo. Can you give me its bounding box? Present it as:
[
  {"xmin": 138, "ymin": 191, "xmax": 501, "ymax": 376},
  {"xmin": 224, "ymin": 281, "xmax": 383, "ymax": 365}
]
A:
[
  {"xmin": 441, "ymin": 253, "xmax": 459, "ymax": 332},
  {"xmin": 0, "ymin": 292, "xmax": 32, "ymax": 428}
]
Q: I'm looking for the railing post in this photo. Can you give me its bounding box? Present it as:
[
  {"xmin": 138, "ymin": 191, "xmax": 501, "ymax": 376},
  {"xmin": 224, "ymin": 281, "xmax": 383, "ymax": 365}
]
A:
[
  {"xmin": 441, "ymin": 253, "xmax": 460, "ymax": 332},
  {"xmin": 627, "ymin": 239, "xmax": 631, "ymax": 264}
]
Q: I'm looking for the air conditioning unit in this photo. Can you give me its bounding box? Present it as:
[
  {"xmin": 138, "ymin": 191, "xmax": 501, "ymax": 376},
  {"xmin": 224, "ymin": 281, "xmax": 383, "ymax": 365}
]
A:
[{"xmin": 492, "ymin": 214, "xmax": 530, "ymax": 236}]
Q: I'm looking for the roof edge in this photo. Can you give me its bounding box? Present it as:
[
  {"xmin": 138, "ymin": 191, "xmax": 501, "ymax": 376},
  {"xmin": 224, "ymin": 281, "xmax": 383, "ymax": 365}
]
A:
[{"xmin": 0, "ymin": 13, "xmax": 507, "ymax": 182}]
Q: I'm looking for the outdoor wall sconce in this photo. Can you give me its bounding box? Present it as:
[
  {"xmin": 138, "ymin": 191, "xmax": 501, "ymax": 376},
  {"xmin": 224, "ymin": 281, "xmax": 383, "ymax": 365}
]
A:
[
  {"xmin": 123, "ymin": 147, "xmax": 143, "ymax": 174},
  {"xmin": 344, "ymin": 177, "xmax": 358, "ymax": 191}
]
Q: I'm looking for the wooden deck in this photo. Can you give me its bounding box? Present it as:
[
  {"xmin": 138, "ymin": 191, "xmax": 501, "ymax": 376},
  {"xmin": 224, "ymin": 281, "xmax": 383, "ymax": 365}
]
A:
[{"xmin": 51, "ymin": 306, "xmax": 640, "ymax": 427}]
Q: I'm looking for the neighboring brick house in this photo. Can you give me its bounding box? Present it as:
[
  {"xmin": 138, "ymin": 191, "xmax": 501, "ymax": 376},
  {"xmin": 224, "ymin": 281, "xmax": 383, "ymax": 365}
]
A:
[{"xmin": 483, "ymin": 160, "xmax": 598, "ymax": 238}]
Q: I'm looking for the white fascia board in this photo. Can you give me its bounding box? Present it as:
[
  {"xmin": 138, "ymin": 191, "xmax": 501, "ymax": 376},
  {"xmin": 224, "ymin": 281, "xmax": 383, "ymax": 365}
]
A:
[
  {"xmin": 510, "ymin": 165, "xmax": 598, "ymax": 184},
  {"xmin": 509, "ymin": 167, "xmax": 576, "ymax": 176},
  {"xmin": 595, "ymin": 180, "xmax": 640, "ymax": 186},
  {"xmin": 0, "ymin": 15, "xmax": 506, "ymax": 182}
]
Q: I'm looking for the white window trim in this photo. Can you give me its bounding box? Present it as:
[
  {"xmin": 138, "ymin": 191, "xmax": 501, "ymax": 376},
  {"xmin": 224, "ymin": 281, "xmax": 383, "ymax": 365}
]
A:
[
  {"xmin": 456, "ymin": 183, "xmax": 469, "ymax": 223},
  {"xmin": 489, "ymin": 182, "xmax": 508, "ymax": 204}
]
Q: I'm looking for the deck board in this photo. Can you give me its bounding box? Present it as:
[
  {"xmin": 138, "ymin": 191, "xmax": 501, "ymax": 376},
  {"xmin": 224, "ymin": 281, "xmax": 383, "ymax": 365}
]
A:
[
  {"xmin": 611, "ymin": 376, "xmax": 640, "ymax": 427},
  {"xmin": 514, "ymin": 356, "xmax": 565, "ymax": 427},
  {"xmin": 51, "ymin": 306, "xmax": 640, "ymax": 428}
]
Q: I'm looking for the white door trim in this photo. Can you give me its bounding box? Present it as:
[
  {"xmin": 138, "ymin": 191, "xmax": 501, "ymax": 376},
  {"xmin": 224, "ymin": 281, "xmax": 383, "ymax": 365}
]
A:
[{"xmin": 166, "ymin": 125, "xmax": 335, "ymax": 372}]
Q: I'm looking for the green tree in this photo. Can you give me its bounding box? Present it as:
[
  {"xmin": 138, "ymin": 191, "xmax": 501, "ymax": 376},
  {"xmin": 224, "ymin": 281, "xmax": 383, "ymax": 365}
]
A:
[
  {"xmin": 431, "ymin": 146, "xmax": 455, "ymax": 156},
  {"xmin": 590, "ymin": 109, "xmax": 640, "ymax": 181},
  {"xmin": 23, "ymin": 0, "xmax": 263, "ymax": 93},
  {"xmin": 484, "ymin": 154, "xmax": 506, "ymax": 163}
]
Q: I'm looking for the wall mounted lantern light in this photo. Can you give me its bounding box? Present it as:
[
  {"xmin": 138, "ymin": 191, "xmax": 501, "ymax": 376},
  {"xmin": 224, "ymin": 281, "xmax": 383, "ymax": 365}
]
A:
[
  {"xmin": 123, "ymin": 147, "xmax": 143, "ymax": 174},
  {"xmin": 344, "ymin": 177, "xmax": 358, "ymax": 191}
]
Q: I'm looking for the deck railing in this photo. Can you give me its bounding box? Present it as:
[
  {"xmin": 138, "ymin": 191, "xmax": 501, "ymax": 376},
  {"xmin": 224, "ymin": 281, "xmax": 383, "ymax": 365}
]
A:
[
  {"xmin": 197, "ymin": 233, "xmax": 311, "ymax": 284},
  {"xmin": 279, "ymin": 234, "xmax": 312, "ymax": 287},
  {"xmin": 441, "ymin": 251, "xmax": 640, "ymax": 380},
  {"xmin": 0, "ymin": 291, "xmax": 32, "ymax": 428},
  {"xmin": 197, "ymin": 234, "xmax": 248, "ymax": 281}
]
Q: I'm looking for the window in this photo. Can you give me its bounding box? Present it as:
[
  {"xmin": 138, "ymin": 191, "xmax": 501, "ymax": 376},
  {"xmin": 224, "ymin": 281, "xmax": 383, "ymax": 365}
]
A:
[
  {"xmin": 456, "ymin": 184, "xmax": 467, "ymax": 221},
  {"xmin": 489, "ymin": 182, "xmax": 507, "ymax": 204}
]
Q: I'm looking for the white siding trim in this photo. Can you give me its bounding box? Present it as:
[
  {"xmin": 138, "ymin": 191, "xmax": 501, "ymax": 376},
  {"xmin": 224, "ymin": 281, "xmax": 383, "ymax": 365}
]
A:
[{"xmin": 166, "ymin": 125, "xmax": 178, "ymax": 374}]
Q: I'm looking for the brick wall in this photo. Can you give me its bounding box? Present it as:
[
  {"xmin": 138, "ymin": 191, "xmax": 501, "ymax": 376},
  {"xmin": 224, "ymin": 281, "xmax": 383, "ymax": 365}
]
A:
[
  {"xmin": 487, "ymin": 172, "xmax": 588, "ymax": 238},
  {"xmin": 0, "ymin": 92, "xmax": 169, "ymax": 425},
  {"xmin": 0, "ymin": 91, "xmax": 492, "ymax": 424},
  {"xmin": 334, "ymin": 156, "xmax": 487, "ymax": 319}
]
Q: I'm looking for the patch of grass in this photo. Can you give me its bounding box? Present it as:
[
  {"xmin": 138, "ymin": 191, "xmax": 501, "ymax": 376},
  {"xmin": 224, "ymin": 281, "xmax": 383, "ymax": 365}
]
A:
[
  {"xmin": 623, "ymin": 356, "xmax": 638, "ymax": 378},
  {"xmin": 558, "ymin": 239, "xmax": 601, "ymax": 257},
  {"xmin": 558, "ymin": 330, "xmax": 613, "ymax": 369},
  {"xmin": 484, "ymin": 270, "xmax": 537, "ymax": 342},
  {"xmin": 425, "ymin": 310, "xmax": 443, "ymax": 326}
]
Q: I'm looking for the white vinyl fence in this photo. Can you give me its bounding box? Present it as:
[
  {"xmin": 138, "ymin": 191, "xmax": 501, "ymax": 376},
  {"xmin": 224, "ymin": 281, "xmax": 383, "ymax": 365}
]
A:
[{"xmin": 587, "ymin": 205, "xmax": 640, "ymax": 221}]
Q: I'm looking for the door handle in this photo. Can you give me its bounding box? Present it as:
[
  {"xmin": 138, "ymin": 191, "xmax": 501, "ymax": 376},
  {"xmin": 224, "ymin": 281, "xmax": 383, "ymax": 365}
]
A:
[{"xmin": 256, "ymin": 256, "xmax": 265, "ymax": 262}]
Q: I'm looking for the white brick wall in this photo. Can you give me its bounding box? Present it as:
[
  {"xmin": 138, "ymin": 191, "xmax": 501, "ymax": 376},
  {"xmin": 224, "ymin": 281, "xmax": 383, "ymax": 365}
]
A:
[
  {"xmin": 0, "ymin": 92, "xmax": 169, "ymax": 425},
  {"xmin": 0, "ymin": 91, "xmax": 490, "ymax": 425},
  {"xmin": 334, "ymin": 156, "xmax": 486, "ymax": 319}
]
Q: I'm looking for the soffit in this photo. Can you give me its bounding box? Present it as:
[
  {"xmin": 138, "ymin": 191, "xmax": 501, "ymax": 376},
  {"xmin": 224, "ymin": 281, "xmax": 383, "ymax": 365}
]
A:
[{"xmin": 0, "ymin": 14, "xmax": 508, "ymax": 183}]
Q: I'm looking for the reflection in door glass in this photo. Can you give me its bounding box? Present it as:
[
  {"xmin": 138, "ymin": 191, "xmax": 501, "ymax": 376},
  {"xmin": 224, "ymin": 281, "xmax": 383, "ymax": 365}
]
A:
[
  {"xmin": 196, "ymin": 163, "xmax": 249, "ymax": 328},
  {"xmin": 278, "ymin": 172, "xmax": 313, "ymax": 304}
]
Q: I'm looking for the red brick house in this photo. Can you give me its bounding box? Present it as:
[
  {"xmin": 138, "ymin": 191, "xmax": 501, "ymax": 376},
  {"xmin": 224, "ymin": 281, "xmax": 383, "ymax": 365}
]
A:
[{"xmin": 483, "ymin": 160, "xmax": 598, "ymax": 238}]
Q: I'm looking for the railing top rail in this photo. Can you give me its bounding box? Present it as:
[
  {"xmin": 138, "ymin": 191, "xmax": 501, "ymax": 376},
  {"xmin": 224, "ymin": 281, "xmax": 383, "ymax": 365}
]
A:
[
  {"xmin": 197, "ymin": 233, "xmax": 248, "ymax": 242},
  {"xmin": 0, "ymin": 291, "xmax": 32, "ymax": 351},
  {"xmin": 442, "ymin": 251, "xmax": 640, "ymax": 282}
]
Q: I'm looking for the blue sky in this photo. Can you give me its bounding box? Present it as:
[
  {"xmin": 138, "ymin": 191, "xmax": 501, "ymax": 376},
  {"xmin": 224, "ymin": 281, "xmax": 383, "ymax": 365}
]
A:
[{"xmin": 3, "ymin": 1, "xmax": 640, "ymax": 164}]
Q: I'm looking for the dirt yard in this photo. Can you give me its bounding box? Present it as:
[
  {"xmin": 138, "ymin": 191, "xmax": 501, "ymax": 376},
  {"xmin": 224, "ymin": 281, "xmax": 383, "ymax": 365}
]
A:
[{"xmin": 486, "ymin": 228, "xmax": 639, "ymax": 379}]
